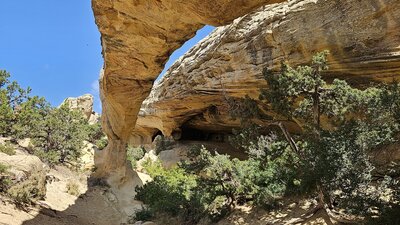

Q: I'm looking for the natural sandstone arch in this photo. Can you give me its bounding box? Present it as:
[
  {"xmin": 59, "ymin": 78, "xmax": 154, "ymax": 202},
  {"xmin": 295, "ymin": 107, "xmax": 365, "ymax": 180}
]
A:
[
  {"xmin": 133, "ymin": 0, "xmax": 400, "ymax": 143},
  {"xmin": 91, "ymin": 0, "xmax": 286, "ymax": 180}
]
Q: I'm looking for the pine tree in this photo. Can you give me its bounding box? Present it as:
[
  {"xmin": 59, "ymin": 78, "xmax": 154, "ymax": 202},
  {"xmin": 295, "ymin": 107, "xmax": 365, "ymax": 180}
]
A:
[{"xmin": 259, "ymin": 51, "xmax": 400, "ymax": 222}]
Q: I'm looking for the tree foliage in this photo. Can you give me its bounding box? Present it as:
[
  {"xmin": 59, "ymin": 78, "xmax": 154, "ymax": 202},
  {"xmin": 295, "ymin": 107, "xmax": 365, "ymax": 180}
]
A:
[
  {"xmin": 258, "ymin": 51, "xmax": 400, "ymax": 221},
  {"xmin": 31, "ymin": 104, "xmax": 90, "ymax": 165},
  {"xmin": 127, "ymin": 145, "xmax": 146, "ymax": 169},
  {"xmin": 0, "ymin": 70, "xmax": 104, "ymax": 167},
  {"xmin": 137, "ymin": 51, "xmax": 400, "ymax": 223},
  {"xmin": 136, "ymin": 143, "xmax": 295, "ymax": 224},
  {"xmin": 0, "ymin": 70, "xmax": 31, "ymax": 136}
]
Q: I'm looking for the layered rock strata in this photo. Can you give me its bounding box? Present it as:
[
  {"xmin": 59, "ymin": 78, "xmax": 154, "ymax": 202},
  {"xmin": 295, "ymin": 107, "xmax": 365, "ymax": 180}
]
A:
[
  {"xmin": 62, "ymin": 94, "xmax": 100, "ymax": 125},
  {"xmin": 92, "ymin": 0, "xmax": 286, "ymax": 179},
  {"xmin": 133, "ymin": 0, "xmax": 400, "ymax": 143}
]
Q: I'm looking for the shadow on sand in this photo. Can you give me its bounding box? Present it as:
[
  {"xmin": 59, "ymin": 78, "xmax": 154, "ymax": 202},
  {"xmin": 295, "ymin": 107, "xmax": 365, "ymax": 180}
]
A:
[{"xmin": 21, "ymin": 171, "xmax": 144, "ymax": 225}]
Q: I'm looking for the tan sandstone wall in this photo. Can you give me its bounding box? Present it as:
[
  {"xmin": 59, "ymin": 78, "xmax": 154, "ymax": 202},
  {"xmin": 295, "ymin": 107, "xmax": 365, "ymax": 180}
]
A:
[
  {"xmin": 133, "ymin": 0, "xmax": 400, "ymax": 143},
  {"xmin": 92, "ymin": 0, "xmax": 285, "ymax": 180}
]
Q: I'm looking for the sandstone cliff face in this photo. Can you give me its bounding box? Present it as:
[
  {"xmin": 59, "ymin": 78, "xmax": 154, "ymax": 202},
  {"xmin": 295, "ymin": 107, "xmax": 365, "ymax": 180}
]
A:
[
  {"xmin": 92, "ymin": 0, "xmax": 286, "ymax": 178},
  {"xmin": 133, "ymin": 0, "xmax": 400, "ymax": 143}
]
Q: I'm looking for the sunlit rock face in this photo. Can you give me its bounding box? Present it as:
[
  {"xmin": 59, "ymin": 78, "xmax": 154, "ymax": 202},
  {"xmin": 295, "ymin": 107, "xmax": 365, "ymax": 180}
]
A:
[
  {"xmin": 91, "ymin": 0, "xmax": 286, "ymax": 178},
  {"xmin": 133, "ymin": 0, "xmax": 400, "ymax": 144},
  {"xmin": 62, "ymin": 94, "xmax": 100, "ymax": 125},
  {"xmin": 62, "ymin": 94, "xmax": 94, "ymax": 120}
]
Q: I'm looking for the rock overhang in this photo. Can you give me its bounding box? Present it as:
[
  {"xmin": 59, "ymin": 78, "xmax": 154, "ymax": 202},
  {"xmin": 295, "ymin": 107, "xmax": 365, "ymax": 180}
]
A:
[
  {"xmin": 131, "ymin": 0, "xmax": 400, "ymax": 144},
  {"xmin": 92, "ymin": 0, "xmax": 288, "ymax": 177}
]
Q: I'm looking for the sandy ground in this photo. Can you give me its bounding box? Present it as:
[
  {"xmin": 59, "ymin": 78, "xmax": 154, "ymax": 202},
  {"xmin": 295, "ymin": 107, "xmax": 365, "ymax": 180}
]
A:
[
  {"xmin": 152, "ymin": 199, "xmax": 340, "ymax": 225},
  {"xmin": 0, "ymin": 165, "xmax": 126, "ymax": 225},
  {"xmin": 0, "ymin": 166, "xmax": 338, "ymax": 225},
  {"xmin": 0, "ymin": 144, "xmax": 342, "ymax": 225}
]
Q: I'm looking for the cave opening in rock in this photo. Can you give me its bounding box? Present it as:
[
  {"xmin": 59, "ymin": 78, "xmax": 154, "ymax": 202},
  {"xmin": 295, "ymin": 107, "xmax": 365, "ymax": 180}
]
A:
[
  {"xmin": 151, "ymin": 130, "xmax": 163, "ymax": 142},
  {"xmin": 155, "ymin": 25, "xmax": 215, "ymax": 81},
  {"xmin": 179, "ymin": 127, "xmax": 230, "ymax": 142}
]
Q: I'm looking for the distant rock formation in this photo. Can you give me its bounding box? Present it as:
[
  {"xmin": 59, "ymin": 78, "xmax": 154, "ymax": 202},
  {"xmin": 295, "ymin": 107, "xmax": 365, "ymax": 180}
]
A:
[
  {"xmin": 62, "ymin": 94, "xmax": 100, "ymax": 125},
  {"xmin": 132, "ymin": 0, "xmax": 400, "ymax": 144}
]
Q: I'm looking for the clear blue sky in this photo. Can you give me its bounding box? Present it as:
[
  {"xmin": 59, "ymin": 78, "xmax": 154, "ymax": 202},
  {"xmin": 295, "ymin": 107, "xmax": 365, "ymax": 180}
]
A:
[
  {"xmin": 158, "ymin": 25, "xmax": 215, "ymax": 80},
  {"xmin": 0, "ymin": 1, "xmax": 214, "ymax": 112}
]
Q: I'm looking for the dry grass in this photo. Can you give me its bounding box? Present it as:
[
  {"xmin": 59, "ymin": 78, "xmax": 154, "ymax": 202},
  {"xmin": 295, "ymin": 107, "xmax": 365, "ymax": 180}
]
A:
[{"xmin": 0, "ymin": 143, "xmax": 16, "ymax": 156}]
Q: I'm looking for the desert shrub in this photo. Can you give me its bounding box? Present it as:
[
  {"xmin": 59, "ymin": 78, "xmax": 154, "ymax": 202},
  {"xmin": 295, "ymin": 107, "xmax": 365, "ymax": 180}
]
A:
[
  {"xmin": 364, "ymin": 176, "xmax": 400, "ymax": 224},
  {"xmin": 95, "ymin": 138, "xmax": 108, "ymax": 150},
  {"xmin": 66, "ymin": 180, "xmax": 80, "ymax": 196},
  {"xmin": 141, "ymin": 159, "xmax": 164, "ymax": 177},
  {"xmin": 8, "ymin": 167, "xmax": 46, "ymax": 207},
  {"xmin": 0, "ymin": 163, "xmax": 11, "ymax": 193},
  {"xmin": 228, "ymin": 124, "xmax": 264, "ymax": 152},
  {"xmin": 137, "ymin": 161, "xmax": 197, "ymax": 215},
  {"xmin": 185, "ymin": 144, "xmax": 292, "ymax": 213},
  {"xmin": 86, "ymin": 122, "xmax": 105, "ymax": 143},
  {"xmin": 0, "ymin": 143, "xmax": 16, "ymax": 155},
  {"xmin": 0, "ymin": 91, "xmax": 14, "ymax": 136},
  {"xmin": 137, "ymin": 145, "xmax": 290, "ymax": 223},
  {"xmin": 0, "ymin": 163, "xmax": 8, "ymax": 174},
  {"xmin": 136, "ymin": 160, "xmax": 203, "ymax": 223},
  {"xmin": 185, "ymin": 149, "xmax": 240, "ymax": 208},
  {"xmin": 132, "ymin": 207, "xmax": 154, "ymax": 222},
  {"xmin": 127, "ymin": 145, "xmax": 146, "ymax": 169},
  {"xmin": 12, "ymin": 96, "xmax": 92, "ymax": 167},
  {"xmin": 32, "ymin": 148, "xmax": 61, "ymax": 166},
  {"xmin": 206, "ymin": 195, "xmax": 231, "ymax": 222}
]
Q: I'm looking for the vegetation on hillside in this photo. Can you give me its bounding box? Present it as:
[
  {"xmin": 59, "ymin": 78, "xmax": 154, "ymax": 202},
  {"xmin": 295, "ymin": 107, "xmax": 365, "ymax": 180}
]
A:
[
  {"xmin": 0, "ymin": 163, "xmax": 11, "ymax": 193},
  {"xmin": 135, "ymin": 52, "xmax": 400, "ymax": 224},
  {"xmin": 127, "ymin": 145, "xmax": 146, "ymax": 169},
  {"xmin": 7, "ymin": 167, "xmax": 47, "ymax": 207},
  {"xmin": 0, "ymin": 143, "xmax": 16, "ymax": 155},
  {"xmin": 0, "ymin": 69, "xmax": 106, "ymax": 207},
  {"xmin": 0, "ymin": 70, "xmax": 105, "ymax": 167}
]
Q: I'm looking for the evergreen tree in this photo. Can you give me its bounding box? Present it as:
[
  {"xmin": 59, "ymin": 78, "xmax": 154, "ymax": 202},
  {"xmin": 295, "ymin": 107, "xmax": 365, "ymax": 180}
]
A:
[
  {"xmin": 0, "ymin": 70, "xmax": 31, "ymax": 136},
  {"xmin": 12, "ymin": 96, "xmax": 50, "ymax": 139},
  {"xmin": 258, "ymin": 51, "xmax": 400, "ymax": 221},
  {"xmin": 32, "ymin": 105, "xmax": 89, "ymax": 165},
  {"xmin": 0, "ymin": 70, "xmax": 103, "ymax": 167}
]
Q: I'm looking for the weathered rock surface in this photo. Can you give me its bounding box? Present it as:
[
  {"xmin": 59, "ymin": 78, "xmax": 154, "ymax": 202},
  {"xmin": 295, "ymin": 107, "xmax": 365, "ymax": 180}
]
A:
[
  {"xmin": 62, "ymin": 94, "xmax": 100, "ymax": 125},
  {"xmin": 88, "ymin": 112, "xmax": 101, "ymax": 125},
  {"xmin": 62, "ymin": 94, "xmax": 94, "ymax": 119},
  {"xmin": 133, "ymin": 0, "xmax": 400, "ymax": 143},
  {"xmin": 91, "ymin": 0, "xmax": 286, "ymax": 179},
  {"xmin": 0, "ymin": 149, "xmax": 46, "ymax": 181},
  {"xmin": 79, "ymin": 141, "xmax": 96, "ymax": 171}
]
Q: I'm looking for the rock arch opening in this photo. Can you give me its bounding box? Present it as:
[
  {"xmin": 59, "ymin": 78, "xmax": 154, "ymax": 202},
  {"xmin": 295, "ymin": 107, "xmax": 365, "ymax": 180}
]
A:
[{"xmin": 155, "ymin": 25, "xmax": 215, "ymax": 81}]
